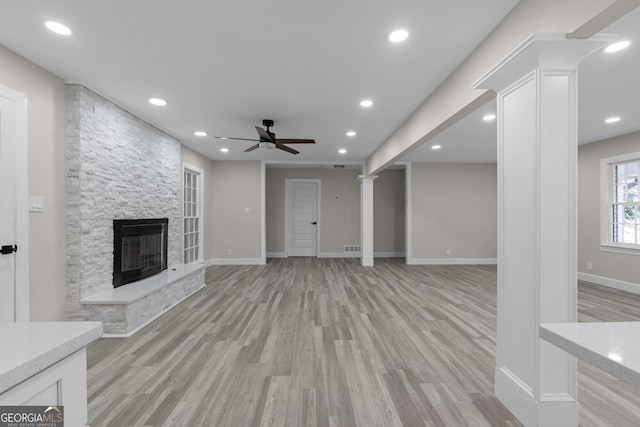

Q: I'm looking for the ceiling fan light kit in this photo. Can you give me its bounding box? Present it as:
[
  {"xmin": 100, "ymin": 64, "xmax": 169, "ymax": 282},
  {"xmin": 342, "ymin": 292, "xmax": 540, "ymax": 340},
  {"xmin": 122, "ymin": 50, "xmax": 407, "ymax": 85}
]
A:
[{"xmin": 214, "ymin": 119, "xmax": 316, "ymax": 155}]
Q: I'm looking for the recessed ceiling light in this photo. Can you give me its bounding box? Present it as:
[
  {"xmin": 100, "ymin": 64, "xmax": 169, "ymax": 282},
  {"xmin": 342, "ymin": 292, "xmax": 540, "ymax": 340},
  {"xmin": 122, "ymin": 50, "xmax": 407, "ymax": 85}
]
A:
[
  {"xmin": 360, "ymin": 99, "xmax": 373, "ymax": 108},
  {"xmin": 388, "ymin": 29, "xmax": 409, "ymax": 43},
  {"xmin": 194, "ymin": 131, "xmax": 207, "ymax": 137},
  {"xmin": 220, "ymin": 148, "xmax": 229, "ymax": 153},
  {"xmin": 605, "ymin": 116, "xmax": 621, "ymax": 124},
  {"xmin": 346, "ymin": 131, "xmax": 357, "ymax": 137},
  {"xmin": 339, "ymin": 149, "xmax": 347, "ymax": 154},
  {"xmin": 148, "ymin": 97, "xmax": 167, "ymax": 106},
  {"xmin": 605, "ymin": 40, "xmax": 631, "ymax": 53},
  {"xmin": 44, "ymin": 20, "xmax": 72, "ymax": 36},
  {"xmin": 431, "ymin": 145, "xmax": 441, "ymax": 150},
  {"xmin": 483, "ymin": 114, "xmax": 496, "ymax": 121}
]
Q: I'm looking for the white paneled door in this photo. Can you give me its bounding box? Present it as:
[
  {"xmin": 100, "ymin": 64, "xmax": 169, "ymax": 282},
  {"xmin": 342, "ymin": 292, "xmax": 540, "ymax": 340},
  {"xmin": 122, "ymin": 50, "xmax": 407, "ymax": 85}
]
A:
[
  {"xmin": 287, "ymin": 180, "xmax": 319, "ymax": 257},
  {"xmin": 0, "ymin": 93, "xmax": 17, "ymax": 321}
]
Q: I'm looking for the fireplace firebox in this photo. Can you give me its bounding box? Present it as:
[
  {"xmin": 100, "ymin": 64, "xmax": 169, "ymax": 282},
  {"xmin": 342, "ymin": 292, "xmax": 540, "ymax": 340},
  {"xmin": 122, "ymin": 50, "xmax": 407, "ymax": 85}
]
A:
[{"xmin": 113, "ymin": 218, "xmax": 168, "ymax": 288}]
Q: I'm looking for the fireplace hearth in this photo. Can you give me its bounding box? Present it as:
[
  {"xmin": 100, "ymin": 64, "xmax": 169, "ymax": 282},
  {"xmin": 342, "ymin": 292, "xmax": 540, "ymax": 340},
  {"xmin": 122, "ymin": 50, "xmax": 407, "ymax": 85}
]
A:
[{"xmin": 113, "ymin": 218, "xmax": 168, "ymax": 288}]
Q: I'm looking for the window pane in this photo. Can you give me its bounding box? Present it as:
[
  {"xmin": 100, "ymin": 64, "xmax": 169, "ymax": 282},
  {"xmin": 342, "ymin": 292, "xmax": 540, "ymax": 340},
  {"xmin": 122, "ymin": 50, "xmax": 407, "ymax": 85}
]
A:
[
  {"xmin": 623, "ymin": 224, "xmax": 636, "ymax": 244},
  {"xmin": 615, "ymin": 164, "xmax": 625, "ymax": 183},
  {"xmin": 629, "ymin": 184, "xmax": 638, "ymax": 203},
  {"xmin": 624, "ymin": 204, "xmax": 636, "ymax": 222},
  {"xmin": 616, "ymin": 185, "xmax": 626, "ymax": 202}
]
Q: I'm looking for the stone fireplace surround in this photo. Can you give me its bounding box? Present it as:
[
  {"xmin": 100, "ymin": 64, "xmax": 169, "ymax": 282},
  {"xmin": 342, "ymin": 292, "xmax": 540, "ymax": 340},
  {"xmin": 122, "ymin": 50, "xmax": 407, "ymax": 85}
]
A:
[{"xmin": 66, "ymin": 85, "xmax": 204, "ymax": 335}]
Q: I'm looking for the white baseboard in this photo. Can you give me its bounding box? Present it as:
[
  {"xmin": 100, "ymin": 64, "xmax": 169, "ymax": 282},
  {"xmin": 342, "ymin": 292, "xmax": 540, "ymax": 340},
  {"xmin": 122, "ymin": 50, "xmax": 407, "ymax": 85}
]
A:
[
  {"xmin": 374, "ymin": 252, "xmax": 406, "ymax": 258},
  {"xmin": 495, "ymin": 367, "xmax": 578, "ymax": 427},
  {"xmin": 268, "ymin": 252, "xmax": 405, "ymax": 259},
  {"xmin": 207, "ymin": 258, "xmax": 266, "ymax": 266},
  {"xmin": 407, "ymin": 257, "xmax": 497, "ymax": 265},
  {"xmin": 266, "ymin": 252, "xmax": 287, "ymax": 258},
  {"xmin": 318, "ymin": 252, "xmax": 361, "ymax": 258},
  {"xmin": 577, "ymin": 272, "xmax": 640, "ymax": 295}
]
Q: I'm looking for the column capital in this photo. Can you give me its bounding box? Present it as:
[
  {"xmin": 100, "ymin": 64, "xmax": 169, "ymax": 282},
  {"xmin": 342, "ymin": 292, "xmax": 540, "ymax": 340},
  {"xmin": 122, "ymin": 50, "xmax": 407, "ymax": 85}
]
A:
[
  {"xmin": 357, "ymin": 175, "xmax": 378, "ymax": 183},
  {"xmin": 474, "ymin": 33, "xmax": 615, "ymax": 92}
]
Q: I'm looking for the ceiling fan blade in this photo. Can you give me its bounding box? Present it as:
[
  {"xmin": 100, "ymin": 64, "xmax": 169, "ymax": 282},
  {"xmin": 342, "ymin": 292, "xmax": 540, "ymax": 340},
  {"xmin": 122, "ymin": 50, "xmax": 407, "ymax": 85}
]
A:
[
  {"xmin": 244, "ymin": 144, "xmax": 260, "ymax": 152},
  {"xmin": 255, "ymin": 126, "xmax": 274, "ymax": 142},
  {"xmin": 214, "ymin": 136, "xmax": 260, "ymax": 142},
  {"xmin": 276, "ymin": 143, "xmax": 299, "ymax": 155},
  {"xmin": 276, "ymin": 138, "xmax": 316, "ymax": 144}
]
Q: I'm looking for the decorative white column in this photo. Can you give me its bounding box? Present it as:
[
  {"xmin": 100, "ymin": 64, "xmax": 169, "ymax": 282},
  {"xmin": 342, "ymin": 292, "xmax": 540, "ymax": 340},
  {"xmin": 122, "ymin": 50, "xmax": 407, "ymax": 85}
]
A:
[
  {"xmin": 358, "ymin": 175, "xmax": 377, "ymax": 267},
  {"xmin": 474, "ymin": 34, "xmax": 612, "ymax": 426}
]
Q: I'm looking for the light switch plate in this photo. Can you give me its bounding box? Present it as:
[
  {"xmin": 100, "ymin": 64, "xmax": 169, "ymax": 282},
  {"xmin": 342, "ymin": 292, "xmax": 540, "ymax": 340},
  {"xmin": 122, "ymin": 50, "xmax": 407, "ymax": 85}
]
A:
[{"xmin": 29, "ymin": 195, "xmax": 44, "ymax": 213}]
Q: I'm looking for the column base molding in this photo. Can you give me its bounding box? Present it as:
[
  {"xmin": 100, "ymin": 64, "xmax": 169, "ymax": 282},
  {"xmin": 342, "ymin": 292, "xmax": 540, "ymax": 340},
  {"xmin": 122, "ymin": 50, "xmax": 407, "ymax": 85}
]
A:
[
  {"xmin": 361, "ymin": 255, "xmax": 374, "ymax": 267},
  {"xmin": 495, "ymin": 367, "xmax": 579, "ymax": 427}
]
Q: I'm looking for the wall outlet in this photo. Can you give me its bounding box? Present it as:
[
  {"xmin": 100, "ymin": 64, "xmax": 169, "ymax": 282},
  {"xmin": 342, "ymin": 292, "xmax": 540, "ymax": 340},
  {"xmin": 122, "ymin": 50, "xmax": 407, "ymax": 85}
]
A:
[
  {"xmin": 446, "ymin": 249, "xmax": 451, "ymax": 256},
  {"xmin": 227, "ymin": 249, "xmax": 232, "ymax": 256},
  {"xmin": 586, "ymin": 261, "xmax": 593, "ymax": 271}
]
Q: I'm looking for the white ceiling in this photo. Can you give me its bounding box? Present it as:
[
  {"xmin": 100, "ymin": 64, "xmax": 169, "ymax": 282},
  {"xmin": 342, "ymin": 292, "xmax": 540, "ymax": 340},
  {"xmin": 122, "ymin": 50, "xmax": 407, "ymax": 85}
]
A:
[
  {"xmin": 0, "ymin": 0, "xmax": 519, "ymax": 164},
  {"xmin": 0, "ymin": 1, "xmax": 637, "ymax": 166}
]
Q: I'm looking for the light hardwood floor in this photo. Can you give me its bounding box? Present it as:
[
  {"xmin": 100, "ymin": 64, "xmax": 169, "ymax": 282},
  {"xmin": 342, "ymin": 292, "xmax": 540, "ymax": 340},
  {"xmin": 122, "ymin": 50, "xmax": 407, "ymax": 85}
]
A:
[{"xmin": 86, "ymin": 258, "xmax": 640, "ymax": 426}]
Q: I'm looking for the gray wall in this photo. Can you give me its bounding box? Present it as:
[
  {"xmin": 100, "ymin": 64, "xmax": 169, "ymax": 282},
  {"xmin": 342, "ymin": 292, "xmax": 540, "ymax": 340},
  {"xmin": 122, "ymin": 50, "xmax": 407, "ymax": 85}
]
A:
[
  {"xmin": 0, "ymin": 44, "xmax": 67, "ymax": 321},
  {"xmin": 265, "ymin": 168, "xmax": 361, "ymax": 255},
  {"xmin": 374, "ymin": 169, "xmax": 406, "ymax": 254},
  {"xmin": 411, "ymin": 163, "xmax": 497, "ymax": 260},
  {"xmin": 578, "ymin": 131, "xmax": 640, "ymax": 285},
  {"xmin": 181, "ymin": 145, "xmax": 215, "ymax": 261},
  {"xmin": 211, "ymin": 161, "xmax": 262, "ymax": 259},
  {"xmin": 265, "ymin": 167, "xmax": 406, "ymax": 256}
]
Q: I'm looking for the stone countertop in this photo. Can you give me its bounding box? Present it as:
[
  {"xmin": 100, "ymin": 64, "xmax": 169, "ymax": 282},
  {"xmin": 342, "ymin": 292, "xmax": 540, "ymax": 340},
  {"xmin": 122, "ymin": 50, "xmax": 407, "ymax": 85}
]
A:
[
  {"xmin": 540, "ymin": 322, "xmax": 640, "ymax": 387},
  {"xmin": 0, "ymin": 322, "xmax": 103, "ymax": 393}
]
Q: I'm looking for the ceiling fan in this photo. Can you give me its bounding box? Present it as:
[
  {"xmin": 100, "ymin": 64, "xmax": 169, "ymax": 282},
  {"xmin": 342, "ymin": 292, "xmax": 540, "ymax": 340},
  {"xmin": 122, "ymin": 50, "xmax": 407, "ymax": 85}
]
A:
[{"xmin": 214, "ymin": 119, "xmax": 316, "ymax": 154}]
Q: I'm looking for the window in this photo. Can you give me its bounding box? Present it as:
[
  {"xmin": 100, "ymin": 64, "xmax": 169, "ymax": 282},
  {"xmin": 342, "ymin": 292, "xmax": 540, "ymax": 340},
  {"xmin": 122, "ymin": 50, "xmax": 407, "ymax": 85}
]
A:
[
  {"xmin": 183, "ymin": 165, "xmax": 203, "ymax": 263},
  {"xmin": 601, "ymin": 152, "xmax": 640, "ymax": 254}
]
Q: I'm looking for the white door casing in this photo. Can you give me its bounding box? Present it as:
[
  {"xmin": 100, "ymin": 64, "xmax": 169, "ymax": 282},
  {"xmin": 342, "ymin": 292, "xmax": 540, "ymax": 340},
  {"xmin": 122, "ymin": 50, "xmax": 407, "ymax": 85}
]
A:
[
  {"xmin": 285, "ymin": 180, "xmax": 320, "ymax": 257},
  {"xmin": 0, "ymin": 84, "xmax": 28, "ymax": 322}
]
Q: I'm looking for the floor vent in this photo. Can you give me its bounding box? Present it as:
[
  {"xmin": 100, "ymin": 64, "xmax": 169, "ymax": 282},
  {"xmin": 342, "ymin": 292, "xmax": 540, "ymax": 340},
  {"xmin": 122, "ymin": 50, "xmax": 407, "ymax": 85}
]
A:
[{"xmin": 344, "ymin": 245, "xmax": 362, "ymax": 253}]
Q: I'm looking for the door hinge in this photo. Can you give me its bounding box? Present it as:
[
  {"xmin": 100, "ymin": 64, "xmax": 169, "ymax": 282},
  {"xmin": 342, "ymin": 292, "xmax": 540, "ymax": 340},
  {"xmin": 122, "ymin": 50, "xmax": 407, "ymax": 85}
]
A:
[{"xmin": 1, "ymin": 245, "xmax": 17, "ymax": 255}]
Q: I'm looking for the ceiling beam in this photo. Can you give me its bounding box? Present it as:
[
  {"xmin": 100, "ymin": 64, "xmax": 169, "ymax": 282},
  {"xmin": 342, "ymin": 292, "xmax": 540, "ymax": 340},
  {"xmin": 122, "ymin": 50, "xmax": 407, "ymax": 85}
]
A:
[{"xmin": 364, "ymin": 0, "xmax": 638, "ymax": 176}]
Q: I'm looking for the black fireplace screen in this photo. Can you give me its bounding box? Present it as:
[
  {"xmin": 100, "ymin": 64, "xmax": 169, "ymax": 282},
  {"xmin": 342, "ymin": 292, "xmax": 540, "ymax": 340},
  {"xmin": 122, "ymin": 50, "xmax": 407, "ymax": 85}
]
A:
[{"xmin": 113, "ymin": 218, "xmax": 168, "ymax": 288}]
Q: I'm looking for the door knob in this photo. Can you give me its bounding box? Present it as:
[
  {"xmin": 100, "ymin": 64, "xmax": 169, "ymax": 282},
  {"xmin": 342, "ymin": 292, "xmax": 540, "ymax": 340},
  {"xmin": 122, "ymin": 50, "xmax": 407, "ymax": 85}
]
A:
[
  {"xmin": 1, "ymin": 245, "xmax": 17, "ymax": 255},
  {"xmin": 311, "ymin": 221, "xmax": 317, "ymax": 225}
]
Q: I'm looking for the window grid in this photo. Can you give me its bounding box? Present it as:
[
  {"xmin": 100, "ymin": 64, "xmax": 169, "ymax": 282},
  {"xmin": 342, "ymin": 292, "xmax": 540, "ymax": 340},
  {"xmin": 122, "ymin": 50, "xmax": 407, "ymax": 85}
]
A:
[
  {"xmin": 183, "ymin": 169, "xmax": 201, "ymax": 263},
  {"xmin": 610, "ymin": 159, "xmax": 639, "ymax": 246}
]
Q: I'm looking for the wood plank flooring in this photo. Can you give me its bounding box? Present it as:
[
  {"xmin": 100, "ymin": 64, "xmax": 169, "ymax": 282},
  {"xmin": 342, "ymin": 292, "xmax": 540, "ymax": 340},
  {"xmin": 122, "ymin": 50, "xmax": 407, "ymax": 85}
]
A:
[{"xmin": 86, "ymin": 259, "xmax": 640, "ymax": 426}]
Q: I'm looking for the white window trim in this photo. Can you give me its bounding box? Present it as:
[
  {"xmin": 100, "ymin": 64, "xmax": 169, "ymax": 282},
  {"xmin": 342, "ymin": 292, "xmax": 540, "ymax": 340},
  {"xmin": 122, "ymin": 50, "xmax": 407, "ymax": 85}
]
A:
[
  {"xmin": 183, "ymin": 163, "xmax": 204, "ymax": 263},
  {"xmin": 599, "ymin": 151, "xmax": 640, "ymax": 256}
]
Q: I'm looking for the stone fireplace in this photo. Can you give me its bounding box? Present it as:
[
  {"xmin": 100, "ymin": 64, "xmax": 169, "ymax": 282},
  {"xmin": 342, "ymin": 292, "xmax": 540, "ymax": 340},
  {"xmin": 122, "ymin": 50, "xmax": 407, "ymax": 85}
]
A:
[{"xmin": 66, "ymin": 85, "xmax": 204, "ymax": 335}]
